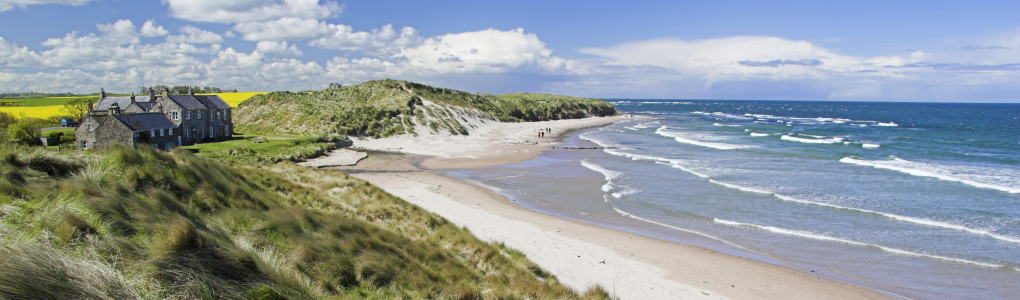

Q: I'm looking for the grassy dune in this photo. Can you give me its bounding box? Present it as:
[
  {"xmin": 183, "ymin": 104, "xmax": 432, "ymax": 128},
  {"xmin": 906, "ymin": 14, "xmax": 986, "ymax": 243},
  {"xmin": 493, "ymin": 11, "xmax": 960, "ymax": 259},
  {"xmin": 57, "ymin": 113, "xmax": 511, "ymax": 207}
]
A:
[
  {"xmin": 235, "ymin": 79, "xmax": 618, "ymax": 138},
  {"xmin": 0, "ymin": 145, "xmax": 613, "ymax": 299}
]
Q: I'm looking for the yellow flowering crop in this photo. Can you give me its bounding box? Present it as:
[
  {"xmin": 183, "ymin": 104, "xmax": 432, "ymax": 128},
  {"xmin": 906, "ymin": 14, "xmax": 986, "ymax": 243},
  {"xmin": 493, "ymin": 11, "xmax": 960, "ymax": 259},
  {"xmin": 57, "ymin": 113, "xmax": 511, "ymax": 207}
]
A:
[
  {"xmin": 0, "ymin": 105, "xmax": 65, "ymax": 119},
  {"xmin": 200, "ymin": 92, "xmax": 268, "ymax": 107}
]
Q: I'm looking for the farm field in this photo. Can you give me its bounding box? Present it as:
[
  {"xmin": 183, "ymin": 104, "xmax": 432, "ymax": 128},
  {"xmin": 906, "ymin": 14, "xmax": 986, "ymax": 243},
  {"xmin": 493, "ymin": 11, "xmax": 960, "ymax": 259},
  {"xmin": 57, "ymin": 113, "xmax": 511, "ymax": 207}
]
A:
[
  {"xmin": 0, "ymin": 92, "xmax": 262, "ymax": 119},
  {"xmin": 198, "ymin": 92, "xmax": 267, "ymax": 107},
  {"xmin": 0, "ymin": 96, "xmax": 97, "ymax": 107}
]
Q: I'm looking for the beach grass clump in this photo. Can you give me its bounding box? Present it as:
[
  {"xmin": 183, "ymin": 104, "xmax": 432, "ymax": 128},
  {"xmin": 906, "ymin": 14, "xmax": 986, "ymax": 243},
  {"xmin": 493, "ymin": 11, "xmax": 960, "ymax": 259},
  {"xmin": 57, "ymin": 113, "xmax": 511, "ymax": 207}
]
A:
[
  {"xmin": 0, "ymin": 144, "xmax": 615, "ymax": 299},
  {"xmin": 235, "ymin": 79, "xmax": 618, "ymax": 138}
]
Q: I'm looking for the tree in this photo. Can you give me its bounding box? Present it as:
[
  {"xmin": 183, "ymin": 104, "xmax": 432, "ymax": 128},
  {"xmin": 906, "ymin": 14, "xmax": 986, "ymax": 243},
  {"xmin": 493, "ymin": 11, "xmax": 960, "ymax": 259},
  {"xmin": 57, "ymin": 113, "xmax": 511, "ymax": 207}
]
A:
[
  {"xmin": 8, "ymin": 118, "xmax": 42, "ymax": 145},
  {"xmin": 60, "ymin": 98, "xmax": 92, "ymax": 122}
]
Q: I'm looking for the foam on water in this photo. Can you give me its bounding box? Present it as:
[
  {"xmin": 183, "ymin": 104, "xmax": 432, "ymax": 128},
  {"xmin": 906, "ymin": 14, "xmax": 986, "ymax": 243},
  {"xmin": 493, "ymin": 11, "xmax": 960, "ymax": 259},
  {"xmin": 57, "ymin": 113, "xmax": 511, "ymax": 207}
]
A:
[
  {"xmin": 655, "ymin": 126, "xmax": 755, "ymax": 150},
  {"xmin": 862, "ymin": 143, "xmax": 881, "ymax": 148},
  {"xmin": 749, "ymin": 132, "xmax": 771, "ymax": 137},
  {"xmin": 706, "ymin": 179, "xmax": 1020, "ymax": 244},
  {"xmin": 876, "ymin": 122, "xmax": 898, "ymax": 127},
  {"xmin": 840, "ymin": 156, "xmax": 1020, "ymax": 194},
  {"xmin": 631, "ymin": 121, "xmax": 659, "ymax": 129},
  {"xmin": 780, "ymin": 135, "xmax": 845, "ymax": 144},
  {"xmin": 713, "ymin": 219, "xmax": 1006, "ymax": 268},
  {"xmin": 609, "ymin": 205, "xmax": 756, "ymax": 251},
  {"xmin": 580, "ymin": 159, "xmax": 624, "ymax": 193}
]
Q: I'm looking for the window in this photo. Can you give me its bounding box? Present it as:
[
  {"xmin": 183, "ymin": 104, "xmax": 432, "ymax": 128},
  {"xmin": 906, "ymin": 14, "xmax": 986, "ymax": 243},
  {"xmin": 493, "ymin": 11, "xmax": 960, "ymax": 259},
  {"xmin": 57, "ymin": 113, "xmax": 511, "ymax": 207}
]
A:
[
  {"xmin": 217, "ymin": 110, "xmax": 222, "ymax": 120},
  {"xmin": 198, "ymin": 110, "xmax": 202, "ymax": 119},
  {"xmin": 86, "ymin": 121, "xmax": 92, "ymax": 131},
  {"xmin": 150, "ymin": 129, "xmax": 155, "ymax": 137},
  {"xmin": 170, "ymin": 111, "xmax": 179, "ymax": 120},
  {"xmin": 151, "ymin": 144, "xmax": 158, "ymax": 149},
  {"xmin": 81, "ymin": 141, "xmax": 88, "ymax": 149},
  {"xmin": 169, "ymin": 128, "xmax": 173, "ymax": 135},
  {"xmin": 133, "ymin": 133, "xmax": 139, "ymax": 142},
  {"xmin": 184, "ymin": 129, "xmax": 189, "ymax": 138},
  {"xmin": 186, "ymin": 111, "xmax": 191, "ymax": 120},
  {"xmin": 209, "ymin": 126, "xmax": 214, "ymax": 138},
  {"xmin": 160, "ymin": 129, "xmax": 165, "ymax": 137},
  {"xmin": 209, "ymin": 110, "xmax": 213, "ymax": 119},
  {"xmin": 225, "ymin": 125, "xmax": 230, "ymax": 136}
]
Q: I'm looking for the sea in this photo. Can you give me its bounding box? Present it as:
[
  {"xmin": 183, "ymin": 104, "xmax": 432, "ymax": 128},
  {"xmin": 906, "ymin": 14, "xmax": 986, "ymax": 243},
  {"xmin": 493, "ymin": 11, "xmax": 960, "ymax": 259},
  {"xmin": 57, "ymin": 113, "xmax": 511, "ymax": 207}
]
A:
[{"xmin": 447, "ymin": 100, "xmax": 1020, "ymax": 299}]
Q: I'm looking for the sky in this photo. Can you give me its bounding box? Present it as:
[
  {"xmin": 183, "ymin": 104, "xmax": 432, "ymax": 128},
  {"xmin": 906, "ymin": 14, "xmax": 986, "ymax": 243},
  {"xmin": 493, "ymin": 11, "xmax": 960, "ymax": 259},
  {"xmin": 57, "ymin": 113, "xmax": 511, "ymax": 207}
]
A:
[{"xmin": 1, "ymin": 0, "xmax": 1019, "ymax": 102}]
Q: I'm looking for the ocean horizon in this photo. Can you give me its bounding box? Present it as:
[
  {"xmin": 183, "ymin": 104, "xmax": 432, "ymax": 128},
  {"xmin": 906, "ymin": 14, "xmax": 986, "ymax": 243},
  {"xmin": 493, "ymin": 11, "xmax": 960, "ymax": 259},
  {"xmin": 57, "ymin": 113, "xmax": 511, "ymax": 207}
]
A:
[{"xmin": 450, "ymin": 99, "xmax": 1020, "ymax": 299}]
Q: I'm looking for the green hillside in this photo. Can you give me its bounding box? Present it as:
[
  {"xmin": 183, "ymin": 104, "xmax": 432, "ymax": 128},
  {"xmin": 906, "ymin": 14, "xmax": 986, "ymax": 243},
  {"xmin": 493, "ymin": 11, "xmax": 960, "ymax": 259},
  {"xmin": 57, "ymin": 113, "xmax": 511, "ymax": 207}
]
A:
[
  {"xmin": 234, "ymin": 79, "xmax": 617, "ymax": 138},
  {"xmin": 0, "ymin": 145, "xmax": 612, "ymax": 299}
]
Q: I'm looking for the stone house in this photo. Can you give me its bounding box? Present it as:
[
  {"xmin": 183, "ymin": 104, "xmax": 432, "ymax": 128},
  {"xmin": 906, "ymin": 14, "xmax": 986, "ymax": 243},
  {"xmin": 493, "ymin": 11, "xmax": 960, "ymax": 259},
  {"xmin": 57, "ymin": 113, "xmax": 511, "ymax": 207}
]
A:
[
  {"xmin": 149, "ymin": 88, "xmax": 233, "ymax": 144},
  {"xmin": 77, "ymin": 87, "xmax": 233, "ymax": 150},
  {"xmin": 75, "ymin": 105, "xmax": 180, "ymax": 151}
]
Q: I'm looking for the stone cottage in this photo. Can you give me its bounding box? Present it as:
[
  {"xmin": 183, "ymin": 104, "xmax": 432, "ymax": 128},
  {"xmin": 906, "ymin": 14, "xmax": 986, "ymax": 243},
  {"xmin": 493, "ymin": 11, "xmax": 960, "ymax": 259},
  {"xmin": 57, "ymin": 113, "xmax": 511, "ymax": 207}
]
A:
[
  {"xmin": 76, "ymin": 87, "xmax": 233, "ymax": 150},
  {"xmin": 75, "ymin": 104, "xmax": 180, "ymax": 151}
]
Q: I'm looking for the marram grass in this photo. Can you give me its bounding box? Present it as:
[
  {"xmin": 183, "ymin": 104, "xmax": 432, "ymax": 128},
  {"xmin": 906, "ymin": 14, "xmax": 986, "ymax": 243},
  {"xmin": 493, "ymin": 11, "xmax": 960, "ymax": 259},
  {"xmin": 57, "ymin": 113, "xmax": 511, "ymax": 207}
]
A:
[{"xmin": 0, "ymin": 144, "xmax": 616, "ymax": 299}]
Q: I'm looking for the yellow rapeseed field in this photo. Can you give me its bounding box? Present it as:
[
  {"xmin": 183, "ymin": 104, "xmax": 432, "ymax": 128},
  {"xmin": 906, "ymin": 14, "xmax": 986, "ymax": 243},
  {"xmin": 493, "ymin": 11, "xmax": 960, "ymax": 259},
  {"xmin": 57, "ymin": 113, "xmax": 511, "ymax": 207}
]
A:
[
  {"xmin": 201, "ymin": 92, "xmax": 268, "ymax": 107},
  {"xmin": 0, "ymin": 106, "xmax": 65, "ymax": 119},
  {"xmin": 0, "ymin": 92, "xmax": 265, "ymax": 120}
]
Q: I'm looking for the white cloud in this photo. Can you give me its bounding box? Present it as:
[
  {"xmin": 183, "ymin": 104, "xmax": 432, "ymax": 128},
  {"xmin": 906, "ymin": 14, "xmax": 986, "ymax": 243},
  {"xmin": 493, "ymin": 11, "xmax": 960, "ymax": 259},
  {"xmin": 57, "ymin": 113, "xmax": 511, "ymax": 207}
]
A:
[
  {"xmin": 140, "ymin": 20, "xmax": 169, "ymax": 37},
  {"xmin": 255, "ymin": 41, "xmax": 302, "ymax": 56},
  {"xmin": 166, "ymin": 25, "xmax": 224, "ymax": 44},
  {"xmin": 95, "ymin": 19, "xmax": 140, "ymax": 44},
  {"xmin": 310, "ymin": 23, "xmax": 421, "ymax": 55},
  {"xmin": 0, "ymin": 0, "xmax": 94, "ymax": 12},
  {"xmin": 233, "ymin": 17, "xmax": 331, "ymax": 41},
  {"xmin": 165, "ymin": 0, "xmax": 342, "ymax": 23},
  {"xmin": 0, "ymin": 20, "xmax": 223, "ymax": 70},
  {"xmin": 578, "ymin": 36, "xmax": 923, "ymax": 83},
  {"xmin": 393, "ymin": 28, "xmax": 568, "ymax": 74}
]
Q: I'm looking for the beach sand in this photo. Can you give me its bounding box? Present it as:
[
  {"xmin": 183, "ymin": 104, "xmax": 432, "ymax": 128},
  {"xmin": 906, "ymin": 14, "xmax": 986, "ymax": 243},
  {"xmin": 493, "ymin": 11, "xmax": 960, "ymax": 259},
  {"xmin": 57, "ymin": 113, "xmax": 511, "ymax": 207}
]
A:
[{"xmin": 326, "ymin": 115, "xmax": 888, "ymax": 299}]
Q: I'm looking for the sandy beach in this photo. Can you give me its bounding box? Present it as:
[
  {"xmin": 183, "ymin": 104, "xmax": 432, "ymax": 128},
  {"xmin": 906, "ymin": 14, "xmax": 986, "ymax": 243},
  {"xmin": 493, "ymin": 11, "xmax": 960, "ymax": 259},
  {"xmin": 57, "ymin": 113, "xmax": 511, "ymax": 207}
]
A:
[{"xmin": 336, "ymin": 116, "xmax": 889, "ymax": 299}]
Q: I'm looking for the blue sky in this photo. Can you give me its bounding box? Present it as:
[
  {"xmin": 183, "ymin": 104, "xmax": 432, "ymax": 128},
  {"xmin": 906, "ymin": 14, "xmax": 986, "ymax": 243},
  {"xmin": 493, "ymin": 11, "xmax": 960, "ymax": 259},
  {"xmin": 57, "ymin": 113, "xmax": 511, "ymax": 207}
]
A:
[{"xmin": 1, "ymin": 0, "xmax": 1019, "ymax": 102}]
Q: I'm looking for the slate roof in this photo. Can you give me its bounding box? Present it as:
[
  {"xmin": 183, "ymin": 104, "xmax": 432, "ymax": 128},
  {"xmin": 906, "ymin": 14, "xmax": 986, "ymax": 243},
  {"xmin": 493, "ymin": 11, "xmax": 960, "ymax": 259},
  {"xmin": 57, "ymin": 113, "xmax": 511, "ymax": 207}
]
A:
[
  {"xmin": 94, "ymin": 96, "xmax": 153, "ymax": 111},
  {"xmin": 193, "ymin": 95, "xmax": 231, "ymax": 109},
  {"xmin": 133, "ymin": 102, "xmax": 157, "ymax": 111},
  {"xmin": 111, "ymin": 113, "xmax": 177, "ymax": 132},
  {"xmin": 166, "ymin": 95, "xmax": 208, "ymax": 110}
]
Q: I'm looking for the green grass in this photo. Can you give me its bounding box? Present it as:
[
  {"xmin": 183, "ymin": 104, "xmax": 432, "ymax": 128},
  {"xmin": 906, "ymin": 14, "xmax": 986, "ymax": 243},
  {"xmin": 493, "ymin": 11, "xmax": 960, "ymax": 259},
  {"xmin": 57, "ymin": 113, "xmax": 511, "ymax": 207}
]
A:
[
  {"xmin": 0, "ymin": 96, "xmax": 97, "ymax": 107},
  {"xmin": 235, "ymin": 79, "xmax": 618, "ymax": 138},
  {"xmin": 180, "ymin": 135, "xmax": 348, "ymax": 165},
  {"xmin": 0, "ymin": 144, "xmax": 614, "ymax": 299}
]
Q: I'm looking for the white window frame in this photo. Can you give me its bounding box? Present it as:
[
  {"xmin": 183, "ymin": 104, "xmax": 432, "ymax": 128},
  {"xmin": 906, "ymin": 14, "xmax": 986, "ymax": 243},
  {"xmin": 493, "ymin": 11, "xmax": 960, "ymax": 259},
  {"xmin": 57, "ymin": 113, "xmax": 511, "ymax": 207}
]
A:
[
  {"xmin": 171, "ymin": 111, "xmax": 179, "ymax": 121},
  {"xmin": 160, "ymin": 129, "xmax": 165, "ymax": 137},
  {"xmin": 169, "ymin": 128, "xmax": 174, "ymax": 135},
  {"xmin": 186, "ymin": 111, "xmax": 191, "ymax": 120},
  {"xmin": 198, "ymin": 110, "xmax": 202, "ymax": 119}
]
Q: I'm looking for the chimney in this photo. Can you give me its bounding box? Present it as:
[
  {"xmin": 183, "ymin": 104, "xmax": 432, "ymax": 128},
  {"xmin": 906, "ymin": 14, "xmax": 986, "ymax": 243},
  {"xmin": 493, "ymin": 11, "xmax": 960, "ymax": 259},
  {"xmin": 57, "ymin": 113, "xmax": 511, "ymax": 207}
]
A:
[
  {"xmin": 88, "ymin": 101, "xmax": 93, "ymax": 113},
  {"xmin": 149, "ymin": 87, "xmax": 155, "ymax": 99},
  {"xmin": 161, "ymin": 87, "xmax": 169, "ymax": 97},
  {"xmin": 189, "ymin": 85, "xmax": 194, "ymax": 96},
  {"xmin": 131, "ymin": 92, "xmax": 136, "ymax": 103},
  {"xmin": 100, "ymin": 87, "xmax": 106, "ymax": 99},
  {"xmin": 110, "ymin": 102, "xmax": 120, "ymax": 115}
]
